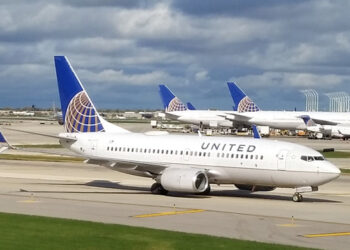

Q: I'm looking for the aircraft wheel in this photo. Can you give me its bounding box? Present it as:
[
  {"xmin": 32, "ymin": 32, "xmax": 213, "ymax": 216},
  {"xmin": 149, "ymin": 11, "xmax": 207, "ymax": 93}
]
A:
[
  {"xmin": 151, "ymin": 183, "xmax": 168, "ymax": 195},
  {"xmin": 292, "ymin": 193, "xmax": 303, "ymax": 202}
]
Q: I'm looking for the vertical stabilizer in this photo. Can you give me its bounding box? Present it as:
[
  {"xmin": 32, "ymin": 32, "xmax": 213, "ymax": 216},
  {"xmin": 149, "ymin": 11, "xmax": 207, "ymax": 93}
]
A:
[
  {"xmin": 227, "ymin": 82, "xmax": 260, "ymax": 113},
  {"xmin": 187, "ymin": 102, "xmax": 196, "ymax": 110},
  {"xmin": 54, "ymin": 56, "xmax": 129, "ymax": 133},
  {"xmin": 158, "ymin": 85, "xmax": 187, "ymax": 112}
]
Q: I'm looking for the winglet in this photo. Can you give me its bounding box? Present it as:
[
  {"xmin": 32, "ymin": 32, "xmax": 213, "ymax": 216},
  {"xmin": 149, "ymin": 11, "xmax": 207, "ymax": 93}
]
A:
[
  {"xmin": 252, "ymin": 125, "xmax": 261, "ymax": 139},
  {"xmin": 227, "ymin": 82, "xmax": 260, "ymax": 112},
  {"xmin": 0, "ymin": 131, "xmax": 15, "ymax": 152},
  {"xmin": 158, "ymin": 85, "xmax": 187, "ymax": 112}
]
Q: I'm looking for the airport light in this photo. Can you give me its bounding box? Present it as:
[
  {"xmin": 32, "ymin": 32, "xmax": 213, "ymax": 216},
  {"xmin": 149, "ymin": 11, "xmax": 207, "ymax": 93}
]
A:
[{"xmin": 301, "ymin": 89, "xmax": 318, "ymax": 111}]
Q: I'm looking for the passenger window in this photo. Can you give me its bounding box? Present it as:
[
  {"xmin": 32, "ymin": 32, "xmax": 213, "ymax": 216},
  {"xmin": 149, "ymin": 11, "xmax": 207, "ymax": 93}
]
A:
[
  {"xmin": 260, "ymin": 155, "xmax": 264, "ymax": 160},
  {"xmin": 245, "ymin": 155, "xmax": 248, "ymax": 159},
  {"xmin": 217, "ymin": 153, "xmax": 220, "ymax": 158},
  {"xmin": 241, "ymin": 154, "xmax": 244, "ymax": 159},
  {"xmin": 199, "ymin": 152, "xmax": 202, "ymax": 156},
  {"xmin": 250, "ymin": 155, "xmax": 253, "ymax": 159},
  {"xmin": 208, "ymin": 152, "xmax": 210, "ymax": 157},
  {"xmin": 107, "ymin": 147, "xmax": 109, "ymax": 151},
  {"xmin": 221, "ymin": 153, "xmax": 225, "ymax": 158},
  {"xmin": 203, "ymin": 152, "xmax": 206, "ymax": 157},
  {"xmin": 255, "ymin": 155, "xmax": 258, "ymax": 160}
]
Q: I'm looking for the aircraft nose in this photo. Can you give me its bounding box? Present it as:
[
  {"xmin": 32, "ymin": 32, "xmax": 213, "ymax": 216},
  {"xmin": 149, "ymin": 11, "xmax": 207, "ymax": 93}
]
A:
[{"xmin": 325, "ymin": 161, "xmax": 341, "ymax": 179}]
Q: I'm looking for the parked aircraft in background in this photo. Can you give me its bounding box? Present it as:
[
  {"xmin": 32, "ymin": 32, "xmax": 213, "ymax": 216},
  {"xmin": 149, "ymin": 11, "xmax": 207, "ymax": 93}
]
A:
[
  {"xmin": 226, "ymin": 82, "xmax": 350, "ymax": 130},
  {"xmin": 159, "ymin": 84, "xmax": 233, "ymax": 128},
  {"xmin": 300, "ymin": 115, "xmax": 350, "ymax": 140}
]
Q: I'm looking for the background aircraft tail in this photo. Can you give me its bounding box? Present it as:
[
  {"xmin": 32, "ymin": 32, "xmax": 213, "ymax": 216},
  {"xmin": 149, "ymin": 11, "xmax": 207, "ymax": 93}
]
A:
[
  {"xmin": 54, "ymin": 56, "xmax": 129, "ymax": 133},
  {"xmin": 186, "ymin": 102, "xmax": 196, "ymax": 110},
  {"xmin": 227, "ymin": 82, "xmax": 260, "ymax": 113},
  {"xmin": 158, "ymin": 85, "xmax": 187, "ymax": 112},
  {"xmin": 300, "ymin": 115, "xmax": 317, "ymax": 127}
]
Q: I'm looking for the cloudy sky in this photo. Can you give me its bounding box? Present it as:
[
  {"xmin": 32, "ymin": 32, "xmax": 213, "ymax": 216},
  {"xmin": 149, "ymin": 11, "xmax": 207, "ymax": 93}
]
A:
[{"xmin": 1, "ymin": 0, "xmax": 350, "ymax": 111}]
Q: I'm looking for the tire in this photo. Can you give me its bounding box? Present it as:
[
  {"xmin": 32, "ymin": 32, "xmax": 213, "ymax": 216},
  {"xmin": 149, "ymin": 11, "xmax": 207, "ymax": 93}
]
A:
[{"xmin": 292, "ymin": 193, "xmax": 302, "ymax": 202}]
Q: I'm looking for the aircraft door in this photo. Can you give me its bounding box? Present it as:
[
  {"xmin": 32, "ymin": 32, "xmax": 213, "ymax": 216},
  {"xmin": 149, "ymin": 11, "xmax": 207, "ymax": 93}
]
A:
[{"xmin": 277, "ymin": 150, "xmax": 287, "ymax": 170}]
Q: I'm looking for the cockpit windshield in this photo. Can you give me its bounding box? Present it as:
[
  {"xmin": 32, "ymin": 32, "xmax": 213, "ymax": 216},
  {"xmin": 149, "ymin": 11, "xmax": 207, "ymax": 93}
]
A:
[{"xmin": 301, "ymin": 155, "xmax": 325, "ymax": 161}]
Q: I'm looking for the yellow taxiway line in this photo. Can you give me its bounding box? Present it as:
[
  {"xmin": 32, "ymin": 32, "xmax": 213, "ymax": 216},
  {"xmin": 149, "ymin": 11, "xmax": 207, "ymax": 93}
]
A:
[
  {"xmin": 303, "ymin": 232, "xmax": 350, "ymax": 238},
  {"xmin": 133, "ymin": 209, "xmax": 205, "ymax": 218}
]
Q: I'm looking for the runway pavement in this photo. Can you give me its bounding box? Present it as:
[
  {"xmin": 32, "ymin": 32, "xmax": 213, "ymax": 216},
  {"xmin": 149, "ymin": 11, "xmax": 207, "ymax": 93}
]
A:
[{"xmin": 0, "ymin": 160, "xmax": 349, "ymax": 250}]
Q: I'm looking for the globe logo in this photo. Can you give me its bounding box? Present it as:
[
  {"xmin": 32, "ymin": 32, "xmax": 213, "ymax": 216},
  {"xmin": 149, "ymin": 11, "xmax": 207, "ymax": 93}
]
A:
[
  {"xmin": 64, "ymin": 91, "xmax": 105, "ymax": 132},
  {"xmin": 166, "ymin": 97, "xmax": 187, "ymax": 112},
  {"xmin": 238, "ymin": 97, "xmax": 260, "ymax": 112}
]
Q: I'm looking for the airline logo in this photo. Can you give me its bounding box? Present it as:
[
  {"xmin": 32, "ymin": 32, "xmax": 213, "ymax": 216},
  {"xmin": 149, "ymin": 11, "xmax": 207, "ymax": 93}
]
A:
[
  {"xmin": 166, "ymin": 97, "xmax": 187, "ymax": 112},
  {"xmin": 65, "ymin": 91, "xmax": 105, "ymax": 133},
  {"xmin": 237, "ymin": 96, "xmax": 260, "ymax": 112}
]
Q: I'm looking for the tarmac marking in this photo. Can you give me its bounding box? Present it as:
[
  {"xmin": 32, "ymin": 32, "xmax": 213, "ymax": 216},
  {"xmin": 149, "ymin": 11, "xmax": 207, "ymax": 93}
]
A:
[
  {"xmin": 303, "ymin": 232, "xmax": 350, "ymax": 238},
  {"xmin": 277, "ymin": 223, "xmax": 302, "ymax": 227},
  {"xmin": 17, "ymin": 199, "xmax": 40, "ymax": 203},
  {"xmin": 133, "ymin": 209, "xmax": 205, "ymax": 218}
]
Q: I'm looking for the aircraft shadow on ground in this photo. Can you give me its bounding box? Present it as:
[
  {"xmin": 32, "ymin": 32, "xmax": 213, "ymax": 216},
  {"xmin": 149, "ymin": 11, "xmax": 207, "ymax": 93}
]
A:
[
  {"xmin": 21, "ymin": 180, "xmax": 341, "ymax": 203},
  {"xmin": 209, "ymin": 190, "xmax": 341, "ymax": 203}
]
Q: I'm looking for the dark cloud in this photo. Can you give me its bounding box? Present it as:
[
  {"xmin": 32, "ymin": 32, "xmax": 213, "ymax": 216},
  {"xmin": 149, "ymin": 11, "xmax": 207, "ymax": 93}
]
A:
[{"xmin": 0, "ymin": 0, "xmax": 349, "ymax": 110}]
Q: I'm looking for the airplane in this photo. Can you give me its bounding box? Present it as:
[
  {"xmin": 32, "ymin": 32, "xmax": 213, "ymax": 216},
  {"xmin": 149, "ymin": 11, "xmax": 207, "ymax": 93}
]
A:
[
  {"xmin": 226, "ymin": 82, "xmax": 350, "ymax": 130},
  {"xmin": 300, "ymin": 115, "xmax": 350, "ymax": 140},
  {"xmin": 158, "ymin": 84, "xmax": 234, "ymax": 128},
  {"xmin": 1, "ymin": 56, "xmax": 341, "ymax": 202}
]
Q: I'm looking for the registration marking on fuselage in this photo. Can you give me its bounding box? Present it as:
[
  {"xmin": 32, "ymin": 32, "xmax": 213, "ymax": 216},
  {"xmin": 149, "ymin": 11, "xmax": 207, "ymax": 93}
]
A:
[
  {"xmin": 303, "ymin": 232, "xmax": 350, "ymax": 238},
  {"xmin": 133, "ymin": 209, "xmax": 205, "ymax": 218}
]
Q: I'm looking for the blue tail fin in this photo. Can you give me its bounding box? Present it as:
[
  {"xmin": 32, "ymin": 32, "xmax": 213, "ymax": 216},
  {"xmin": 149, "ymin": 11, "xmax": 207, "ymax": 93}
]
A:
[
  {"xmin": 299, "ymin": 115, "xmax": 316, "ymax": 127},
  {"xmin": 227, "ymin": 82, "xmax": 260, "ymax": 112},
  {"xmin": 158, "ymin": 85, "xmax": 187, "ymax": 112},
  {"xmin": 54, "ymin": 56, "xmax": 128, "ymax": 133},
  {"xmin": 187, "ymin": 102, "xmax": 196, "ymax": 110}
]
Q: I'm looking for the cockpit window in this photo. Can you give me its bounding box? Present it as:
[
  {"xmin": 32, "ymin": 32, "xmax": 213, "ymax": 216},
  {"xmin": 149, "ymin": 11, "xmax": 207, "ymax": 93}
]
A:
[
  {"xmin": 301, "ymin": 155, "xmax": 325, "ymax": 161},
  {"xmin": 314, "ymin": 156, "xmax": 325, "ymax": 161}
]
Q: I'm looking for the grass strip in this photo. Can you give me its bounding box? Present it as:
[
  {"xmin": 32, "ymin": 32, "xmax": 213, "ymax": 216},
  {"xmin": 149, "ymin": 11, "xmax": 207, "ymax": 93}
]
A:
[
  {"xmin": 341, "ymin": 168, "xmax": 350, "ymax": 174},
  {"xmin": 320, "ymin": 151, "xmax": 350, "ymax": 158},
  {"xmin": 0, "ymin": 154, "xmax": 83, "ymax": 162},
  {"xmin": 0, "ymin": 212, "xmax": 312, "ymax": 250}
]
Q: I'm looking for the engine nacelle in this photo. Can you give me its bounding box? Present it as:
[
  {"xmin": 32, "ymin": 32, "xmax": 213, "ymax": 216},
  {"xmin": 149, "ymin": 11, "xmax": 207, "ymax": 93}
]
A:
[
  {"xmin": 159, "ymin": 168, "xmax": 209, "ymax": 193},
  {"xmin": 235, "ymin": 184, "xmax": 276, "ymax": 192}
]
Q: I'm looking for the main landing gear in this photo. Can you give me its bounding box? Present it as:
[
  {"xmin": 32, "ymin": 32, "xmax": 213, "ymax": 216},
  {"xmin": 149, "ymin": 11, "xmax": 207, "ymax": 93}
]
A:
[
  {"xmin": 151, "ymin": 183, "xmax": 168, "ymax": 195},
  {"xmin": 292, "ymin": 192, "xmax": 303, "ymax": 202}
]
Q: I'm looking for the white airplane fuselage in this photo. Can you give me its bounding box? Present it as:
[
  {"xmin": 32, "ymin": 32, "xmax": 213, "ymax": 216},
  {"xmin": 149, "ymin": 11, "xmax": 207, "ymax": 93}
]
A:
[
  {"xmin": 168, "ymin": 110, "xmax": 350, "ymax": 130},
  {"xmin": 60, "ymin": 132, "xmax": 340, "ymax": 188}
]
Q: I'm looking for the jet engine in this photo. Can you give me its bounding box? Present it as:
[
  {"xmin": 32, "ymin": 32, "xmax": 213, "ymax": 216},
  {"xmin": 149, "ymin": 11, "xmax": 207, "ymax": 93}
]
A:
[
  {"xmin": 235, "ymin": 184, "xmax": 276, "ymax": 192},
  {"xmin": 159, "ymin": 168, "xmax": 208, "ymax": 193}
]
